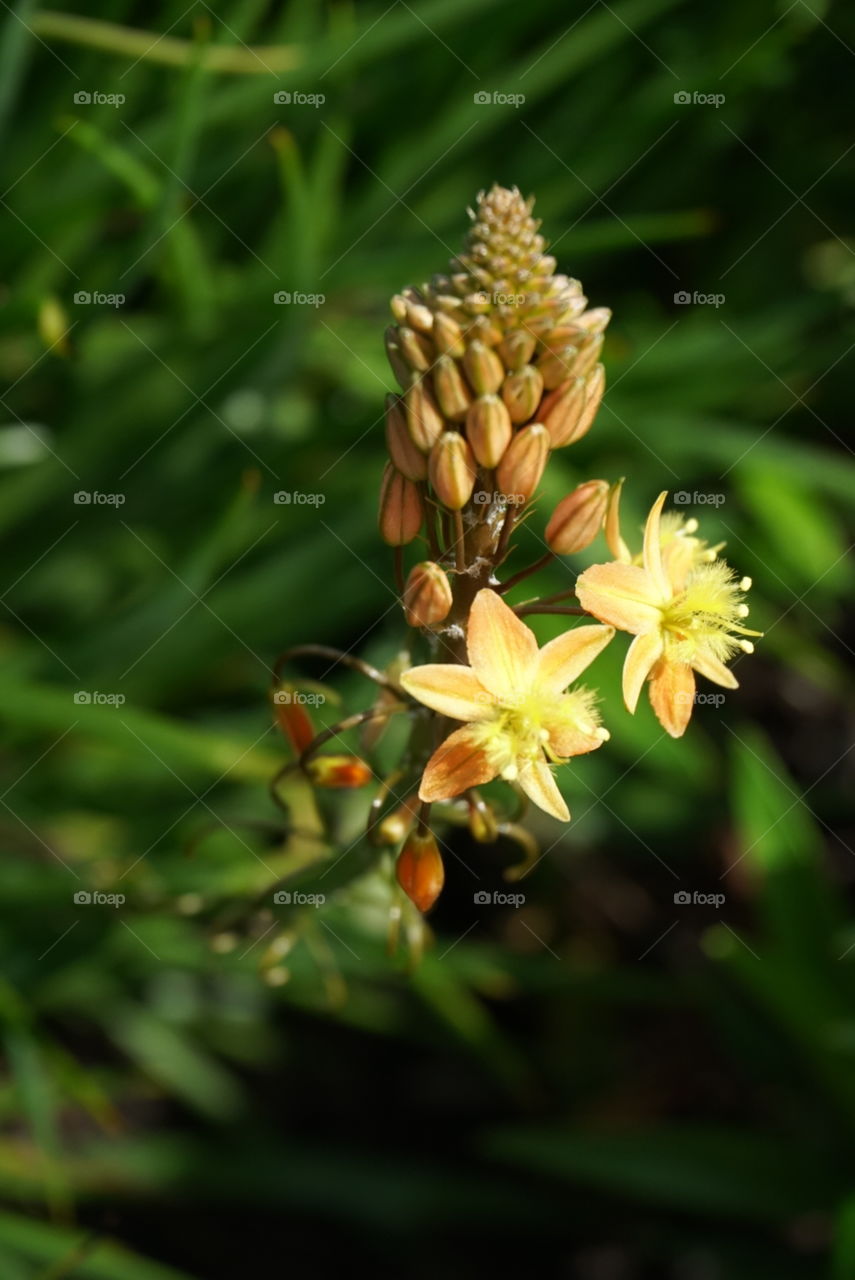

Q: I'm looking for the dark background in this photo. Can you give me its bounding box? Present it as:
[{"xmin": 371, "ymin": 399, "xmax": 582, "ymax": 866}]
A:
[{"xmin": 0, "ymin": 1, "xmax": 853, "ymax": 1276}]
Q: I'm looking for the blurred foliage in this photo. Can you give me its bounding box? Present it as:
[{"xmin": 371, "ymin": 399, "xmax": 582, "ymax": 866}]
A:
[{"xmin": 0, "ymin": 0, "xmax": 853, "ymax": 1276}]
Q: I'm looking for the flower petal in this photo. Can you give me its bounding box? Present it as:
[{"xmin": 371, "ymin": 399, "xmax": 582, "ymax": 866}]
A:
[
  {"xmin": 648, "ymin": 658, "xmax": 695, "ymax": 738},
  {"xmin": 642, "ymin": 490, "xmax": 671, "ymax": 598},
  {"xmin": 518, "ymin": 759, "xmax": 570, "ymax": 821},
  {"xmin": 537, "ymin": 623, "xmax": 615, "ymax": 694},
  {"xmin": 576, "ymin": 562, "xmax": 665, "ymax": 633},
  {"xmin": 419, "ymin": 724, "xmax": 498, "ymax": 802},
  {"xmin": 400, "ymin": 664, "xmax": 491, "ymax": 722},
  {"xmin": 691, "ymin": 649, "xmax": 739, "ymax": 690},
  {"xmin": 622, "ymin": 630, "xmax": 664, "ymax": 713},
  {"xmin": 466, "ymin": 588, "xmax": 539, "ymax": 698}
]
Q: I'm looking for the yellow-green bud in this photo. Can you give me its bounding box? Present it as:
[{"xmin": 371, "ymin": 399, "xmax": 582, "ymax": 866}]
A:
[
  {"xmin": 545, "ymin": 479, "xmax": 609, "ymax": 554},
  {"xmin": 398, "ymin": 325, "xmax": 433, "ymax": 372},
  {"xmin": 465, "ymin": 394, "xmax": 512, "ymax": 468},
  {"xmin": 428, "ymin": 431, "xmax": 477, "ymax": 510},
  {"xmin": 463, "ymin": 339, "xmax": 504, "ymax": 395},
  {"xmin": 495, "ymin": 423, "xmax": 549, "ymax": 501},
  {"xmin": 501, "ymin": 366, "xmax": 544, "ymax": 424},
  {"xmin": 497, "ymin": 328, "xmax": 537, "ymax": 371},
  {"xmin": 432, "ymin": 312, "xmax": 466, "ymax": 358},
  {"xmin": 403, "ymin": 561, "xmax": 453, "ymax": 627}
]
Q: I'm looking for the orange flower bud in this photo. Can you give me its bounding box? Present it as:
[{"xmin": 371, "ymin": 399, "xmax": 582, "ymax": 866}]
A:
[
  {"xmin": 537, "ymin": 345, "xmax": 577, "ymax": 391},
  {"xmin": 497, "ymin": 328, "xmax": 537, "ymax": 372},
  {"xmin": 572, "ymin": 332, "xmax": 604, "ymax": 379},
  {"xmin": 390, "ymin": 294, "xmax": 408, "ymax": 324},
  {"xmin": 273, "ymin": 686, "xmax": 315, "ymax": 754},
  {"xmin": 495, "ymin": 422, "xmax": 549, "ymax": 501},
  {"xmin": 432, "ymin": 312, "xmax": 465, "ymax": 359},
  {"xmin": 468, "ymin": 315, "xmax": 504, "ymax": 347},
  {"xmin": 385, "ymin": 394, "xmax": 427, "ymax": 481},
  {"xmin": 572, "ymin": 363, "xmax": 605, "ymax": 443},
  {"xmin": 428, "ymin": 431, "xmax": 477, "ymax": 510},
  {"xmin": 463, "ymin": 339, "xmax": 504, "ymax": 395},
  {"xmin": 501, "ymin": 366, "xmax": 544, "ymax": 424},
  {"xmin": 541, "ymin": 376, "xmax": 586, "ymax": 447},
  {"xmin": 403, "ymin": 560, "xmax": 453, "ymax": 627},
  {"xmin": 433, "ymin": 354, "xmax": 473, "ymax": 422},
  {"xmin": 306, "ymin": 754, "xmax": 373, "ymax": 788},
  {"xmin": 384, "ymin": 327, "xmax": 412, "ymax": 390},
  {"xmin": 545, "ymin": 479, "xmax": 609, "ymax": 554},
  {"xmin": 577, "ymin": 306, "xmax": 611, "ymax": 335},
  {"xmin": 379, "ymin": 462, "xmax": 423, "ymax": 545},
  {"xmin": 405, "ymin": 378, "xmax": 445, "ymax": 452},
  {"xmin": 397, "ymin": 325, "xmax": 432, "ymax": 372},
  {"xmin": 406, "ymin": 301, "xmax": 434, "ymax": 334},
  {"xmin": 396, "ymin": 829, "xmax": 445, "ymax": 913},
  {"xmin": 465, "ymin": 394, "xmax": 513, "ymax": 468}
]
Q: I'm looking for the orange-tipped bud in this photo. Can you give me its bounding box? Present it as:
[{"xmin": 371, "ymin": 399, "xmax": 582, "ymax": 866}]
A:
[
  {"xmin": 396, "ymin": 829, "xmax": 445, "ymax": 913},
  {"xmin": 497, "ymin": 328, "xmax": 537, "ymax": 372},
  {"xmin": 384, "ymin": 327, "xmax": 412, "ymax": 389},
  {"xmin": 465, "ymin": 394, "xmax": 513, "ymax": 467},
  {"xmin": 386, "ymin": 394, "xmax": 428, "ymax": 481},
  {"xmin": 273, "ymin": 686, "xmax": 315, "ymax": 754},
  {"xmin": 306, "ymin": 754, "xmax": 373, "ymax": 788},
  {"xmin": 501, "ymin": 366, "xmax": 544, "ymax": 424},
  {"xmin": 379, "ymin": 462, "xmax": 423, "ymax": 545},
  {"xmin": 541, "ymin": 376, "xmax": 586, "ymax": 447},
  {"xmin": 397, "ymin": 325, "xmax": 432, "ymax": 372},
  {"xmin": 495, "ymin": 422, "xmax": 550, "ymax": 501},
  {"xmin": 432, "ymin": 312, "xmax": 465, "ymax": 359},
  {"xmin": 433, "ymin": 354, "xmax": 473, "ymax": 422},
  {"xmin": 573, "ymin": 332, "xmax": 604, "ymax": 379},
  {"xmin": 429, "ymin": 431, "xmax": 477, "ymax": 510},
  {"xmin": 578, "ymin": 306, "xmax": 611, "ymax": 335},
  {"xmin": 572, "ymin": 363, "xmax": 605, "ymax": 443},
  {"xmin": 468, "ymin": 314, "xmax": 504, "ymax": 347},
  {"xmin": 537, "ymin": 346, "xmax": 577, "ymax": 391},
  {"xmin": 545, "ymin": 479, "xmax": 609, "ymax": 554},
  {"xmin": 403, "ymin": 561, "xmax": 453, "ymax": 627},
  {"xmin": 463, "ymin": 339, "xmax": 504, "ymax": 395},
  {"xmin": 405, "ymin": 378, "xmax": 445, "ymax": 452}
]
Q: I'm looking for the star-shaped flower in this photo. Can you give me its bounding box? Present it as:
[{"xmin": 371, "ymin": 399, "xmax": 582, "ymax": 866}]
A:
[
  {"xmin": 576, "ymin": 491, "xmax": 759, "ymax": 737},
  {"xmin": 400, "ymin": 589, "xmax": 614, "ymax": 821}
]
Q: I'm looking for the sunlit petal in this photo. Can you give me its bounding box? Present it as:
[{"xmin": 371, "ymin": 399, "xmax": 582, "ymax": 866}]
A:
[
  {"xmin": 400, "ymin": 664, "xmax": 492, "ymax": 722},
  {"xmin": 466, "ymin": 588, "xmax": 539, "ymax": 698},
  {"xmin": 648, "ymin": 658, "xmax": 695, "ymax": 738},
  {"xmin": 642, "ymin": 490, "xmax": 671, "ymax": 597},
  {"xmin": 622, "ymin": 630, "xmax": 664, "ymax": 713},
  {"xmin": 517, "ymin": 758, "xmax": 570, "ymax": 821},
  {"xmin": 419, "ymin": 724, "xmax": 498, "ymax": 802},
  {"xmin": 576, "ymin": 562, "xmax": 665, "ymax": 633},
  {"xmin": 691, "ymin": 649, "xmax": 739, "ymax": 689},
  {"xmin": 537, "ymin": 623, "xmax": 615, "ymax": 694}
]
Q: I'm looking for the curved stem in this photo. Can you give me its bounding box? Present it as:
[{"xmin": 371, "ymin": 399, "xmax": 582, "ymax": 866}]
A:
[
  {"xmin": 513, "ymin": 604, "xmax": 588, "ymax": 618},
  {"xmin": 498, "ymin": 550, "xmax": 554, "ymax": 595},
  {"xmin": 273, "ymin": 644, "xmax": 397, "ymax": 691}
]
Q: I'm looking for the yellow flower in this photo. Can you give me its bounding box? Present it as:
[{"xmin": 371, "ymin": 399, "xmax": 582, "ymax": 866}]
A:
[
  {"xmin": 400, "ymin": 589, "xmax": 614, "ymax": 821},
  {"xmin": 576, "ymin": 491, "xmax": 759, "ymax": 738}
]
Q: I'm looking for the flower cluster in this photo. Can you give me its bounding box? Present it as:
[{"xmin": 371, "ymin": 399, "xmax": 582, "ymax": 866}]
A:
[{"xmin": 274, "ymin": 185, "xmax": 759, "ymax": 927}]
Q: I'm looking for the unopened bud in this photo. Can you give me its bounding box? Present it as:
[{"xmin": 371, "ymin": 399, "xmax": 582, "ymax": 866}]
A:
[
  {"xmin": 390, "ymin": 294, "xmax": 408, "ymax": 324},
  {"xmin": 468, "ymin": 797, "xmax": 498, "ymax": 843},
  {"xmin": 572, "ymin": 332, "xmax": 604, "ymax": 379},
  {"xmin": 429, "ymin": 431, "xmax": 477, "ymax": 510},
  {"xmin": 501, "ymin": 366, "xmax": 544, "ymax": 424},
  {"xmin": 577, "ymin": 307, "xmax": 611, "ymax": 335},
  {"xmin": 405, "ymin": 378, "xmax": 445, "ymax": 452},
  {"xmin": 406, "ymin": 301, "xmax": 434, "ymax": 334},
  {"xmin": 396, "ymin": 829, "xmax": 445, "ymax": 913},
  {"xmin": 403, "ymin": 561, "xmax": 453, "ymax": 627},
  {"xmin": 465, "ymin": 394, "xmax": 512, "ymax": 468},
  {"xmin": 377, "ymin": 806, "xmax": 413, "ymax": 846},
  {"xmin": 397, "ymin": 325, "xmax": 433, "ymax": 372},
  {"xmin": 541, "ymin": 377, "xmax": 586, "ymax": 447},
  {"xmin": 432, "ymin": 312, "xmax": 465, "ymax": 359},
  {"xmin": 572, "ymin": 363, "xmax": 605, "ymax": 443},
  {"xmin": 463, "ymin": 339, "xmax": 504, "ymax": 395},
  {"xmin": 468, "ymin": 315, "xmax": 504, "ymax": 347},
  {"xmin": 433, "ymin": 354, "xmax": 473, "ymax": 422},
  {"xmin": 545, "ymin": 480, "xmax": 609, "ymax": 554},
  {"xmin": 386, "ymin": 394, "xmax": 427, "ymax": 480},
  {"xmin": 495, "ymin": 423, "xmax": 550, "ymax": 501},
  {"xmin": 497, "ymin": 328, "xmax": 537, "ymax": 371},
  {"xmin": 307, "ymin": 754, "xmax": 373, "ymax": 788},
  {"xmin": 273, "ymin": 685, "xmax": 315, "ymax": 754},
  {"xmin": 537, "ymin": 345, "xmax": 577, "ymax": 391},
  {"xmin": 379, "ymin": 462, "xmax": 423, "ymax": 545},
  {"xmin": 384, "ymin": 327, "xmax": 411, "ymax": 389}
]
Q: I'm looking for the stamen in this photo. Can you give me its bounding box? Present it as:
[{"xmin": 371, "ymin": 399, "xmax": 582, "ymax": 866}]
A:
[{"xmin": 739, "ymin": 576, "xmax": 752, "ymax": 591}]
